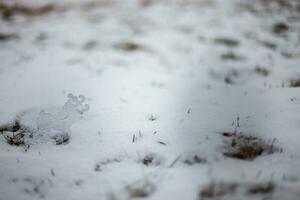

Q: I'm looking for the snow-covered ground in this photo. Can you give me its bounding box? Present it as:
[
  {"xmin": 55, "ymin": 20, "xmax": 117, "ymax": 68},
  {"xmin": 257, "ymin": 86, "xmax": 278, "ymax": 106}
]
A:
[{"xmin": 1, "ymin": 0, "xmax": 300, "ymax": 199}]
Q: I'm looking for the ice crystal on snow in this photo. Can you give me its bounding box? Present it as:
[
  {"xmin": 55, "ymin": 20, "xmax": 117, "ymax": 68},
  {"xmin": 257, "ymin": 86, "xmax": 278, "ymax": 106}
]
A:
[{"xmin": 32, "ymin": 93, "xmax": 89, "ymax": 144}]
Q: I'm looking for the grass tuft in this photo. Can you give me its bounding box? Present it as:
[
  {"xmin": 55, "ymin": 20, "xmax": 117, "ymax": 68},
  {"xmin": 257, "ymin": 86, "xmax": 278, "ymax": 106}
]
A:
[{"xmin": 222, "ymin": 132, "xmax": 279, "ymax": 160}]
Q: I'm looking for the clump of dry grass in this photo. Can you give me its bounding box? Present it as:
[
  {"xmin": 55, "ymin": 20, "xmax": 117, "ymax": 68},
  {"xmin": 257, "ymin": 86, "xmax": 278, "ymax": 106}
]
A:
[
  {"xmin": 127, "ymin": 181, "xmax": 156, "ymax": 198},
  {"xmin": 200, "ymin": 182, "xmax": 237, "ymax": 199},
  {"xmin": 199, "ymin": 181, "xmax": 275, "ymax": 200},
  {"xmin": 289, "ymin": 79, "xmax": 300, "ymax": 87},
  {"xmin": 255, "ymin": 66, "xmax": 270, "ymax": 77},
  {"xmin": 247, "ymin": 182, "xmax": 275, "ymax": 194},
  {"xmin": 272, "ymin": 22, "xmax": 289, "ymax": 35},
  {"xmin": 221, "ymin": 52, "xmax": 244, "ymax": 61},
  {"xmin": 115, "ymin": 42, "xmax": 141, "ymax": 52},
  {"xmin": 0, "ymin": 120, "xmax": 32, "ymax": 146},
  {"xmin": 143, "ymin": 155, "xmax": 155, "ymax": 166},
  {"xmin": 0, "ymin": 120, "xmax": 21, "ymax": 132},
  {"xmin": 0, "ymin": 119, "xmax": 71, "ymax": 146},
  {"xmin": 0, "ymin": 1, "xmax": 113, "ymax": 21},
  {"xmin": 213, "ymin": 37, "xmax": 240, "ymax": 47},
  {"xmin": 238, "ymin": 0, "xmax": 299, "ymax": 14},
  {"xmin": 184, "ymin": 155, "xmax": 206, "ymax": 165},
  {"xmin": 140, "ymin": 153, "xmax": 164, "ymax": 166},
  {"xmin": 0, "ymin": 3, "xmax": 57, "ymax": 20},
  {"xmin": 0, "ymin": 33, "xmax": 18, "ymax": 41},
  {"xmin": 222, "ymin": 132, "xmax": 279, "ymax": 160},
  {"xmin": 4, "ymin": 132, "xmax": 25, "ymax": 146}
]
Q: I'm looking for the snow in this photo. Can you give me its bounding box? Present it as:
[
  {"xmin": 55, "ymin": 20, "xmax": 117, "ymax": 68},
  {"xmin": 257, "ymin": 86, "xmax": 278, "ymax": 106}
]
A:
[{"xmin": 1, "ymin": 0, "xmax": 300, "ymax": 199}]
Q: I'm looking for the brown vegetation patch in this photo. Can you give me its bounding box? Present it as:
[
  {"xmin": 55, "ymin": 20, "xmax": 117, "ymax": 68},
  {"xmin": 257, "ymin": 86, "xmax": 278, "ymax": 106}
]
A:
[
  {"xmin": 272, "ymin": 22, "xmax": 289, "ymax": 35},
  {"xmin": 127, "ymin": 181, "xmax": 156, "ymax": 198},
  {"xmin": 0, "ymin": 1, "xmax": 114, "ymax": 20},
  {"xmin": 4, "ymin": 132, "xmax": 25, "ymax": 146},
  {"xmin": 200, "ymin": 182, "xmax": 237, "ymax": 199},
  {"xmin": 0, "ymin": 3, "xmax": 57, "ymax": 20},
  {"xmin": 222, "ymin": 132, "xmax": 278, "ymax": 160},
  {"xmin": 0, "ymin": 120, "xmax": 32, "ymax": 146},
  {"xmin": 199, "ymin": 181, "xmax": 275, "ymax": 200},
  {"xmin": 213, "ymin": 37, "xmax": 240, "ymax": 47},
  {"xmin": 290, "ymin": 79, "xmax": 300, "ymax": 87},
  {"xmin": 247, "ymin": 182, "xmax": 275, "ymax": 194},
  {"xmin": 238, "ymin": 0, "xmax": 299, "ymax": 14},
  {"xmin": 255, "ymin": 66, "xmax": 270, "ymax": 77},
  {"xmin": 115, "ymin": 42, "xmax": 141, "ymax": 52},
  {"xmin": 0, "ymin": 120, "xmax": 21, "ymax": 133},
  {"xmin": 221, "ymin": 52, "xmax": 244, "ymax": 61},
  {"xmin": 0, "ymin": 33, "xmax": 18, "ymax": 41}
]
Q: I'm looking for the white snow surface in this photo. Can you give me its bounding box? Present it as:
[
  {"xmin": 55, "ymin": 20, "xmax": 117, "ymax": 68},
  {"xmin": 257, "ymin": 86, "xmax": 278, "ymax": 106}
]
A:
[{"xmin": 1, "ymin": 0, "xmax": 300, "ymax": 199}]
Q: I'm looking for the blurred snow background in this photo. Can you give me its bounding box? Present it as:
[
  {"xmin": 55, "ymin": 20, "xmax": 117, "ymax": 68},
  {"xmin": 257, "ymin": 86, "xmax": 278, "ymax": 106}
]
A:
[{"xmin": 0, "ymin": 0, "xmax": 300, "ymax": 199}]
